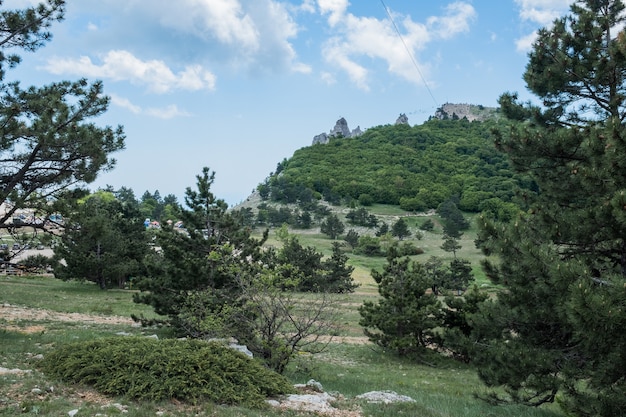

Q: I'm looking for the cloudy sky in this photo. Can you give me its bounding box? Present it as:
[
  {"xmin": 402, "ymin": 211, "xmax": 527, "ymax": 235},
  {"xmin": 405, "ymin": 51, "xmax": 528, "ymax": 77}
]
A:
[{"xmin": 8, "ymin": 0, "xmax": 573, "ymax": 206}]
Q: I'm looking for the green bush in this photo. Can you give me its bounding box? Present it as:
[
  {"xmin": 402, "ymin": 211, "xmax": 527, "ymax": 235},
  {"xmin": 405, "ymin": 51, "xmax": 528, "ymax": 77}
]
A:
[
  {"xmin": 354, "ymin": 235, "xmax": 383, "ymax": 256},
  {"xmin": 397, "ymin": 241, "xmax": 424, "ymax": 256},
  {"xmin": 419, "ymin": 219, "xmax": 435, "ymax": 231},
  {"xmin": 40, "ymin": 337, "xmax": 294, "ymax": 407}
]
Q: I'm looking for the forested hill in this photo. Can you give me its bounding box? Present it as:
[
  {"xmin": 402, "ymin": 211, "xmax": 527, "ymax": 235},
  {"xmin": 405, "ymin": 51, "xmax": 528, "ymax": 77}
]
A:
[{"xmin": 258, "ymin": 118, "xmax": 528, "ymax": 213}]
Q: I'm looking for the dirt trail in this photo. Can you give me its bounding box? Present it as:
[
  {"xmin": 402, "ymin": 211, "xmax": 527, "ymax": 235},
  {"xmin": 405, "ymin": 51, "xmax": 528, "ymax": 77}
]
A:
[
  {"xmin": 0, "ymin": 303, "xmax": 136, "ymax": 326},
  {"xmin": 0, "ymin": 304, "xmax": 372, "ymax": 344}
]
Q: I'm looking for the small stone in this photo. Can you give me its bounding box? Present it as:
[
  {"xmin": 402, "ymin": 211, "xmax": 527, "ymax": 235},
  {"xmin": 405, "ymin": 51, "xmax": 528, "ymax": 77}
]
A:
[
  {"xmin": 229, "ymin": 343, "xmax": 253, "ymax": 358},
  {"xmin": 31, "ymin": 388, "xmax": 43, "ymax": 395},
  {"xmin": 112, "ymin": 403, "xmax": 126, "ymax": 411},
  {"xmin": 356, "ymin": 390, "xmax": 416, "ymax": 404},
  {"xmin": 68, "ymin": 409, "xmax": 79, "ymax": 417},
  {"xmin": 306, "ymin": 379, "xmax": 324, "ymax": 392}
]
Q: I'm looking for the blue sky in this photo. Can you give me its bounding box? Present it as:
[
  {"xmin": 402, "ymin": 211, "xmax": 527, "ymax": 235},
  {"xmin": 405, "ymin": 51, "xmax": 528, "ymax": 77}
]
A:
[{"xmin": 8, "ymin": 0, "xmax": 573, "ymax": 207}]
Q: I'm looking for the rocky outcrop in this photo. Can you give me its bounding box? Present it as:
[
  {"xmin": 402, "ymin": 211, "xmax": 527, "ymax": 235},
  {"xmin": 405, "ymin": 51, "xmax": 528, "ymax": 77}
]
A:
[
  {"xmin": 312, "ymin": 132, "xmax": 329, "ymax": 145},
  {"xmin": 312, "ymin": 117, "xmax": 364, "ymax": 144},
  {"xmin": 395, "ymin": 113, "xmax": 409, "ymax": 125},
  {"xmin": 311, "ymin": 117, "xmax": 368, "ymax": 145},
  {"xmin": 433, "ymin": 103, "xmax": 497, "ymax": 122},
  {"xmin": 330, "ymin": 117, "xmax": 352, "ymax": 138}
]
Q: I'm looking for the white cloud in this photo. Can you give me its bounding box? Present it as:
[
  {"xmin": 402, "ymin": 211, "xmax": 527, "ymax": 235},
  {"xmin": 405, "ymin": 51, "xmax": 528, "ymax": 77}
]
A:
[
  {"xmin": 297, "ymin": 0, "xmax": 317, "ymax": 14},
  {"xmin": 516, "ymin": 31, "xmax": 539, "ymax": 53},
  {"xmin": 176, "ymin": 65, "xmax": 218, "ymax": 91},
  {"xmin": 514, "ymin": 0, "xmax": 572, "ymax": 52},
  {"xmin": 320, "ymin": 71, "xmax": 336, "ymax": 85},
  {"xmin": 44, "ymin": 50, "xmax": 216, "ymax": 93},
  {"xmin": 292, "ymin": 62, "xmax": 313, "ymax": 74},
  {"xmin": 319, "ymin": 1, "xmax": 476, "ymax": 90},
  {"xmin": 515, "ymin": 0, "xmax": 572, "ymax": 25},
  {"xmin": 156, "ymin": 0, "xmax": 260, "ymax": 51},
  {"xmin": 110, "ymin": 94, "xmax": 190, "ymax": 119},
  {"xmin": 244, "ymin": 0, "xmax": 307, "ymax": 73},
  {"xmin": 427, "ymin": 2, "xmax": 477, "ymax": 39},
  {"xmin": 97, "ymin": 0, "xmax": 305, "ymax": 75},
  {"xmin": 145, "ymin": 105, "xmax": 191, "ymax": 119},
  {"xmin": 110, "ymin": 94, "xmax": 141, "ymax": 114},
  {"xmin": 318, "ymin": 0, "xmax": 349, "ymax": 26},
  {"xmin": 323, "ymin": 37, "xmax": 369, "ymax": 91},
  {"xmin": 2, "ymin": 0, "xmax": 41, "ymax": 7}
]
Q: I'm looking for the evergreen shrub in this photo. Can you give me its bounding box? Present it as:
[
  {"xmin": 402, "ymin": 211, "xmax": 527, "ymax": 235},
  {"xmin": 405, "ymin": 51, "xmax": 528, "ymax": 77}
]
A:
[{"xmin": 40, "ymin": 337, "xmax": 294, "ymax": 407}]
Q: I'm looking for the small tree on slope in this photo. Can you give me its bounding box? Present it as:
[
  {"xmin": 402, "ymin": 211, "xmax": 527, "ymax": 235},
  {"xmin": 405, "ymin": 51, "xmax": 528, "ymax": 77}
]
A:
[{"xmin": 359, "ymin": 249, "xmax": 441, "ymax": 355}]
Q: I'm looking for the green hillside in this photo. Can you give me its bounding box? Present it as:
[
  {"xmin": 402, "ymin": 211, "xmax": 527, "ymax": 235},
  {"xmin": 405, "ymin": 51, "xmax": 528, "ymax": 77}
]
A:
[
  {"xmin": 235, "ymin": 116, "xmax": 531, "ymax": 290},
  {"xmin": 259, "ymin": 118, "xmax": 529, "ymax": 213}
]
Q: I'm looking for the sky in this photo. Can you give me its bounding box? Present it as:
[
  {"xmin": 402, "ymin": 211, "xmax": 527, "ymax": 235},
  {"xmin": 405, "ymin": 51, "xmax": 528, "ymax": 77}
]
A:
[{"xmin": 7, "ymin": 0, "xmax": 574, "ymax": 207}]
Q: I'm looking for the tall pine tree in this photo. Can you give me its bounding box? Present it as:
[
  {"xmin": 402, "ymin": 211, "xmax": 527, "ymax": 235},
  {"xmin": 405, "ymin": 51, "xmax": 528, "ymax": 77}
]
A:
[
  {"xmin": 472, "ymin": 1, "xmax": 626, "ymax": 415},
  {"xmin": 133, "ymin": 168, "xmax": 268, "ymax": 339}
]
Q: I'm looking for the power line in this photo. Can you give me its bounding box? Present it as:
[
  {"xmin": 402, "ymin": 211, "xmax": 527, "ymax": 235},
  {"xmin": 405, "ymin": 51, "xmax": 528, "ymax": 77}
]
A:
[{"xmin": 379, "ymin": 0, "xmax": 438, "ymax": 107}]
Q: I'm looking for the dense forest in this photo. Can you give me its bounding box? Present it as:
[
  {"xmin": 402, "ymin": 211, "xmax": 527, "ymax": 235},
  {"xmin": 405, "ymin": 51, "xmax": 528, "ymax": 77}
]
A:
[{"xmin": 259, "ymin": 118, "xmax": 531, "ymax": 212}]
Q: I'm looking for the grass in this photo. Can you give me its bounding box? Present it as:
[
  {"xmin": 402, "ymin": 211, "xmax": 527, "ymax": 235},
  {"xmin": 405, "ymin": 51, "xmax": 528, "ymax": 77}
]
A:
[
  {"xmin": 288, "ymin": 345, "xmax": 564, "ymax": 417},
  {"xmin": 0, "ymin": 274, "xmax": 566, "ymax": 417},
  {"xmin": 0, "ymin": 275, "xmax": 161, "ymax": 318}
]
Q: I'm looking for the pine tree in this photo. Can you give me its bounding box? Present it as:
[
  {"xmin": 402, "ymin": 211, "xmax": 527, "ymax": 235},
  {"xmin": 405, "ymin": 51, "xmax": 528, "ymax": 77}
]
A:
[
  {"xmin": 437, "ymin": 198, "xmax": 469, "ymax": 238},
  {"xmin": 445, "ymin": 258, "xmax": 473, "ymax": 295},
  {"xmin": 343, "ymin": 229, "xmax": 360, "ymax": 249},
  {"xmin": 54, "ymin": 191, "xmax": 148, "ymax": 289},
  {"xmin": 424, "ymin": 256, "xmax": 446, "ymax": 295},
  {"xmin": 440, "ymin": 234, "xmax": 462, "ymax": 258},
  {"xmin": 133, "ymin": 168, "xmax": 267, "ymax": 339},
  {"xmin": 375, "ymin": 222, "xmax": 389, "ymax": 237},
  {"xmin": 391, "ymin": 217, "xmax": 410, "ymax": 240},
  {"xmin": 320, "ymin": 213, "xmax": 345, "ymax": 239},
  {"xmin": 276, "ymin": 236, "xmax": 323, "ymax": 291},
  {"xmin": 322, "ymin": 242, "xmax": 358, "ymax": 293},
  {"xmin": 0, "ymin": 1, "xmax": 124, "ymax": 241},
  {"xmin": 473, "ymin": 1, "xmax": 626, "ymax": 414},
  {"xmin": 359, "ymin": 249, "xmax": 441, "ymax": 355}
]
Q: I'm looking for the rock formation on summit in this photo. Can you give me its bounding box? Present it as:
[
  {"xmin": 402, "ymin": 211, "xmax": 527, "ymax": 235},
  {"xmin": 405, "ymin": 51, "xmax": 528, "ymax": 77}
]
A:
[
  {"xmin": 395, "ymin": 113, "xmax": 409, "ymax": 125},
  {"xmin": 433, "ymin": 103, "xmax": 498, "ymax": 122},
  {"xmin": 312, "ymin": 117, "xmax": 364, "ymax": 145}
]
